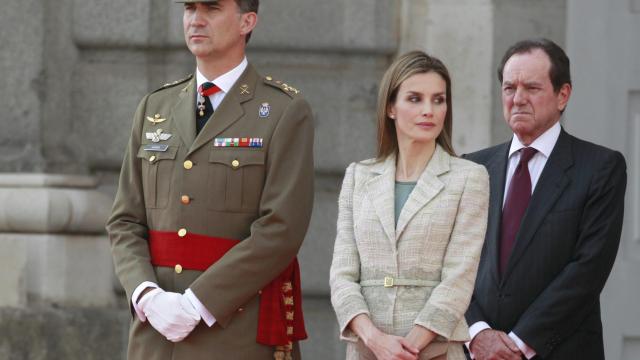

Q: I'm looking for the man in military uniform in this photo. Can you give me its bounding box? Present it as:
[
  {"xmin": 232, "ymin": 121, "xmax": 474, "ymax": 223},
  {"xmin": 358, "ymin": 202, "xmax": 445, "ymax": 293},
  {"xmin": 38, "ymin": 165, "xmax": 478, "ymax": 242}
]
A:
[{"xmin": 107, "ymin": 0, "xmax": 314, "ymax": 359}]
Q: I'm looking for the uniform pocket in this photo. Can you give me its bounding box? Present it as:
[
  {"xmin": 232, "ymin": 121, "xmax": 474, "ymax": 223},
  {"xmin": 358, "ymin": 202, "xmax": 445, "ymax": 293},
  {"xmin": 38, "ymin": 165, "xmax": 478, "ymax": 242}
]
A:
[
  {"xmin": 137, "ymin": 145, "xmax": 178, "ymax": 209},
  {"xmin": 207, "ymin": 149, "xmax": 266, "ymax": 212}
]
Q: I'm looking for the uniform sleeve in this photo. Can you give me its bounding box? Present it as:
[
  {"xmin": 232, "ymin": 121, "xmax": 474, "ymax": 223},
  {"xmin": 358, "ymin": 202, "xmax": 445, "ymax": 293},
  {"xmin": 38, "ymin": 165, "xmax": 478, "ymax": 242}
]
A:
[
  {"xmin": 189, "ymin": 97, "xmax": 315, "ymax": 327},
  {"xmin": 329, "ymin": 163, "xmax": 370, "ymax": 342},
  {"xmin": 107, "ymin": 95, "xmax": 158, "ymax": 307},
  {"xmin": 512, "ymin": 151, "xmax": 626, "ymax": 358},
  {"xmin": 414, "ymin": 165, "xmax": 489, "ymax": 339}
]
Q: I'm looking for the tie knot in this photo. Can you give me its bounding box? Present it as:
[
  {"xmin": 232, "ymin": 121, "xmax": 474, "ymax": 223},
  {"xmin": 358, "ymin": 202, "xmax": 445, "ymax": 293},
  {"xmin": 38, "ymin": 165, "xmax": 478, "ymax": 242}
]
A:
[
  {"xmin": 519, "ymin": 147, "xmax": 538, "ymax": 164},
  {"xmin": 198, "ymin": 82, "xmax": 221, "ymax": 97}
]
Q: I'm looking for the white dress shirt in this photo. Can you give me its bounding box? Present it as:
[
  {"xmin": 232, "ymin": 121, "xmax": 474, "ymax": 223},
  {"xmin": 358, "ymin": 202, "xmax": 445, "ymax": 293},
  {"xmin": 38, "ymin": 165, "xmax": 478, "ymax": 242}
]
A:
[
  {"xmin": 195, "ymin": 57, "xmax": 248, "ymax": 110},
  {"xmin": 132, "ymin": 57, "xmax": 249, "ymax": 328},
  {"xmin": 468, "ymin": 121, "xmax": 561, "ymax": 359}
]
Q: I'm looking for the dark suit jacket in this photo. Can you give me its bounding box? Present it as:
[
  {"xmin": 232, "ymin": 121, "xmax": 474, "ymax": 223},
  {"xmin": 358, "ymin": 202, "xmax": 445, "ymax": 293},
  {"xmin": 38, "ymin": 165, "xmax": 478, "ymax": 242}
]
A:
[{"xmin": 464, "ymin": 129, "xmax": 626, "ymax": 359}]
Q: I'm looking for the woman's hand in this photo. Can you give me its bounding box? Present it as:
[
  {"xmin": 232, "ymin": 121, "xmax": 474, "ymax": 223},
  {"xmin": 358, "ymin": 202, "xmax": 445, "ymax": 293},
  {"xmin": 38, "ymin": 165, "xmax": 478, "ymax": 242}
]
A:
[
  {"xmin": 404, "ymin": 324, "xmax": 437, "ymax": 352},
  {"xmin": 349, "ymin": 314, "xmax": 419, "ymax": 360},
  {"xmin": 365, "ymin": 332, "xmax": 419, "ymax": 360}
]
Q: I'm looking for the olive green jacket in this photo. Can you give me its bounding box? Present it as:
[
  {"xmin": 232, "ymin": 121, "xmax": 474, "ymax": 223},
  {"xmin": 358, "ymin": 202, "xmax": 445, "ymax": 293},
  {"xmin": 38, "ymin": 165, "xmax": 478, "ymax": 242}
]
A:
[{"xmin": 107, "ymin": 64, "xmax": 314, "ymax": 359}]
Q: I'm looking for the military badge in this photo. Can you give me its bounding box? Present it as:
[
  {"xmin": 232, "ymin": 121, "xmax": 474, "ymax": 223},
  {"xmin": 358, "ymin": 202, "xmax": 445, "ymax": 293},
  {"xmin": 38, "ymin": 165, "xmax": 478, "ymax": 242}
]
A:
[
  {"xmin": 259, "ymin": 103, "xmax": 270, "ymax": 118},
  {"xmin": 146, "ymin": 114, "xmax": 166, "ymax": 125},
  {"xmin": 143, "ymin": 144, "xmax": 169, "ymax": 152},
  {"xmin": 146, "ymin": 129, "xmax": 172, "ymax": 143}
]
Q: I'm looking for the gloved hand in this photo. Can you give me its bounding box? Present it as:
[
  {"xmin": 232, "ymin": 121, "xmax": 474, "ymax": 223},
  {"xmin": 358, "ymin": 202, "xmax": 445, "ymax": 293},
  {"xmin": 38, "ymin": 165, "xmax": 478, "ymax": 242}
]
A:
[{"xmin": 138, "ymin": 288, "xmax": 201, "ymax": 342}]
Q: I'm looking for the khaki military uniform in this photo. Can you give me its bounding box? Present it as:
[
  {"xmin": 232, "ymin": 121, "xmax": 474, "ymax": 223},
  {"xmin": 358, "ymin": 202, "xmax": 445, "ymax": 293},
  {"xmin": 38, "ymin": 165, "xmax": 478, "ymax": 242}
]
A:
[{"xmin": 107, "ymin": 64, "xmax": 314, "ymax": 360}]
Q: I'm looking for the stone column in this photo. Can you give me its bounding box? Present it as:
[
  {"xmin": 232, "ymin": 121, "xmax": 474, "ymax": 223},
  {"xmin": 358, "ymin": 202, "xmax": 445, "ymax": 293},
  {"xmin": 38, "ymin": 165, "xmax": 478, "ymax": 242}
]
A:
[
  {"xmin": 0, "ymin": 174, "xmax": 127, "ymax": 359},
  {"xmin": 400, "ymin": 0, "xmax": 495, "ymax": 153}
]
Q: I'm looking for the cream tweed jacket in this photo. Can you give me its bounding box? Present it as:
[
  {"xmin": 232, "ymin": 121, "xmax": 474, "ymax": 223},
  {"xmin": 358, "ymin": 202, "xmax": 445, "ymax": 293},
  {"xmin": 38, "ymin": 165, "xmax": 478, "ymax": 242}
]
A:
[{"xmin": 330, "ymin": 145, "xmax": 489, "ymax": 359}]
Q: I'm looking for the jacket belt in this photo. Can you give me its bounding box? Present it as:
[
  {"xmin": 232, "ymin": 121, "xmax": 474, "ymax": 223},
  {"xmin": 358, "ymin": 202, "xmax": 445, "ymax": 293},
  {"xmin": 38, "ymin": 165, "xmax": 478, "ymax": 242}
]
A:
[
  {"xmin": 148, "ymin": 230, "xmax": 307, "ymax": 347},
  {"xmin": 360, "ymin": 277, "xmax": 440, "ymax": 288}
]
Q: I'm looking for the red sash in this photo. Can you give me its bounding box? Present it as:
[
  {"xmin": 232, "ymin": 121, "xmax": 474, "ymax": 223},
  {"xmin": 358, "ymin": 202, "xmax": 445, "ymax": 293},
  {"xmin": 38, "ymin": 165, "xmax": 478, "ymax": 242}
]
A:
[{"xmin": 148, "ymin": 230, "xmax": 307, "ymax": 346}]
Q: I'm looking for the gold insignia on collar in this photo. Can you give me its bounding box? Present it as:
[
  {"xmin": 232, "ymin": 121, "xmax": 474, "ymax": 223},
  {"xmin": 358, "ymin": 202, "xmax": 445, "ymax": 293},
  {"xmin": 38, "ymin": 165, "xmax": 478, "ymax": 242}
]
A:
[
  {"xmin": 239, "ymin": 84, "xmax": 250, "ymax": 95},
  {"xmin": 146, "ymin": 114, "xmax": 166, "ymax": 125}
]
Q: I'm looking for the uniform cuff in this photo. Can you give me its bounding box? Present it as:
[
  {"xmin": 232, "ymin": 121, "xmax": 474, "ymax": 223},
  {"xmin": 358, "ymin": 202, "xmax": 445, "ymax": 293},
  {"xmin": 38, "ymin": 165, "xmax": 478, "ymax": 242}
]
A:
[
  {"xmin": 185, "ymin": 288, "xmax": 217, "ymax": 327},
  {"xmin": 131, "ymin": 281, "xmax": 159, "ymax": 322}
]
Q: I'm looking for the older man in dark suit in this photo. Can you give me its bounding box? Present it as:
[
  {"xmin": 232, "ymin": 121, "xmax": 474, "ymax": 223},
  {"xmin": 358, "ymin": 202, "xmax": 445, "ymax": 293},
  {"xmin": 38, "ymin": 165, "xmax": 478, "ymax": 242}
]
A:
[{"xmin": 465, "ymin": 39, "xmax": 627, "ymax": 359}]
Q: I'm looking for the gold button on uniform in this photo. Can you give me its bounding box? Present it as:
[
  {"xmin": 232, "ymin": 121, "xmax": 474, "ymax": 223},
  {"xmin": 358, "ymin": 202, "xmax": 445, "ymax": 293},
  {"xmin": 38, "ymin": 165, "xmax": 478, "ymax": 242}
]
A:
[
  {"xmin": 174, "ymin": 264, "xmax": 183, "ymax": 274},
  {"xmin": 231, "ymin": 159, "xmax": 240, "ymax": 168},
  {"xmin": 183, "ymin": 160, "xmax": 193, "ymax": 169},
  {"xmin": 266, "ymin": 76, "xmax": 273, "ymax": 81},
  {"xmin": 181, "ymin": 195, "xmax": 191, "ymax": 204},
  {"xmin": 149, "ymin": 155, "xmax": 156, "ymax": 162},
  {"xmin": 237, "ymin": 307, "xmax": 244, "ymax": 312},
  {"xmin": 178, "ymin": 228, "xmax": 187, "ymax": 237}
]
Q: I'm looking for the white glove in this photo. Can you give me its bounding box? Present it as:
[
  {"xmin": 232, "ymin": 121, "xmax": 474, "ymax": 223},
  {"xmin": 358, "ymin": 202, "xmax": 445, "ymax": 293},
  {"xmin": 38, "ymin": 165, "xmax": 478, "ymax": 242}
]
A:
[{"xmin": 138, "ymin": 288, "xmax": 201, "ymax": 342}]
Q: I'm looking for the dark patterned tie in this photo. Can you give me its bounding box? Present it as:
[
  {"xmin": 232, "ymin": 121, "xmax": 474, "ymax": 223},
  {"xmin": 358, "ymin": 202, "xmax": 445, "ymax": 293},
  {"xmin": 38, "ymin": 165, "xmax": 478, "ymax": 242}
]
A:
[
  {"xmin": 196, "ymin": 82, "xmax": 221, "ymax": 134},
  {"xmin": 500, "ymin": 147, "xmax": 538, "ymax": 275}
]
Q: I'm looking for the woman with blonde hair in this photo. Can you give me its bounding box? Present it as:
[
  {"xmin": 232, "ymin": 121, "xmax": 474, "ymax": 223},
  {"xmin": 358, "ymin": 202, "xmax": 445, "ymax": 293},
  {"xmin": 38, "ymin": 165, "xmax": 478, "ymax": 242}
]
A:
[{"xmin": 330, "ymin": 51, "xmax": 489, "ymax": 359}]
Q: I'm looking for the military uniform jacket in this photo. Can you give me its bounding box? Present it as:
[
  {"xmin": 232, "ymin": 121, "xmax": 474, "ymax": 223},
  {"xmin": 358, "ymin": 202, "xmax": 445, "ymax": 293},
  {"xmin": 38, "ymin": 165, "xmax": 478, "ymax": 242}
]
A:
[{"xmin": 107, "ymin": 64, "xmax": 314, "ymax": 360}]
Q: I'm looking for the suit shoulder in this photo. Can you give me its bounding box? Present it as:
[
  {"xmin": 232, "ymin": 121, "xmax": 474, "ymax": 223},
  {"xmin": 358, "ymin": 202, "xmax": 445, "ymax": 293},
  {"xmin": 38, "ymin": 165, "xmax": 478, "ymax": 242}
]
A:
[
  {"xmin": 464, "ymin": 142, "xmax": 509, "ymax": 165},
  {"xmin": 562, "ymin": 133, "xmax": 626, "ymax": 175}
]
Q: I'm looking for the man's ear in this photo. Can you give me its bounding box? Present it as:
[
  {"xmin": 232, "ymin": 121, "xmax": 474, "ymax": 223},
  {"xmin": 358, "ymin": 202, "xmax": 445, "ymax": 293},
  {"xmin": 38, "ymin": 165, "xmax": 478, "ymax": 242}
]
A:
[
  {"xmin": 557, "ymin": 83, "xmax": 572, "ymax": 112},
  {"xmin": 239, "ymin": 12, "xmax": 258, "ymax": 37}
]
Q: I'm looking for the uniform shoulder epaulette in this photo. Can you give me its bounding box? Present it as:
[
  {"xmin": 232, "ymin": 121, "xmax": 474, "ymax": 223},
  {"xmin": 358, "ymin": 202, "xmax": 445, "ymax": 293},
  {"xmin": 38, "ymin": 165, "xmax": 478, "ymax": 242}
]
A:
[
  {"xmin": 263, "ymin": 75, "xmax": 300, "ymax": 98},
  {"xmin": 152, "ymin": 74, "xmax": 193, "ymax": 94}
]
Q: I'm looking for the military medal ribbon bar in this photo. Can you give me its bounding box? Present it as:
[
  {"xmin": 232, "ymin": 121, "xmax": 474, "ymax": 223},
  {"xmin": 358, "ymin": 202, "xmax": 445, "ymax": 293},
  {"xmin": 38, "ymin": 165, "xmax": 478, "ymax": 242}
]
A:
[{"xmin": 214, "ymin": 137, "xmax": 263, "ymax": 148}]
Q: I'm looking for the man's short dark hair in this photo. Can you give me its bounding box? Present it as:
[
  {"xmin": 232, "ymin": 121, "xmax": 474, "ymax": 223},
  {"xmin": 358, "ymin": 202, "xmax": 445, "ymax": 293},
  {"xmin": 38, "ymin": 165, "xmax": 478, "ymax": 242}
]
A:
[
  {"xmin": 235, "ymin": 0, "xmax": 259, "ymax": 43},
  {"xmin": 497, "ymin": 38, "xmax": 571, "ymax": 93}
]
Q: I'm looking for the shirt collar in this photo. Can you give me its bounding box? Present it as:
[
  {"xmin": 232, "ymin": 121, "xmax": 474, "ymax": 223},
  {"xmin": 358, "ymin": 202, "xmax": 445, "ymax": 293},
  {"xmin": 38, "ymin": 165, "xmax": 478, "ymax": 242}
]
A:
[
  {"xmin": 508, "ymin": 121, "xmax": 561, "ymax": 159},
  {"xmin": 195, "ymin": 57, "xmax": 248, "ymax": 94}
]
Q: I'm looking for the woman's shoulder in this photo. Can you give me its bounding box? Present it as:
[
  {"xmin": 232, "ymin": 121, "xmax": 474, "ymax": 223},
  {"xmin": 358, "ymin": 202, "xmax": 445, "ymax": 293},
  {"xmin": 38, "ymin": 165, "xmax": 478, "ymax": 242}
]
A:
[{"xmin": 448, "ymin": 156, "xmax": 489, "ymax": 179}]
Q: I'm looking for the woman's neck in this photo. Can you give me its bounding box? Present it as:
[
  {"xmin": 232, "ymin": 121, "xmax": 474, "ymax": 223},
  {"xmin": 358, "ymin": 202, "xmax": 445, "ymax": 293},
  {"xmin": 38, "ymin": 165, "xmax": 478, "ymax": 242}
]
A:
[{"xmin": 395, "ymin": 140, "xmax": 436, "ymax": 182}]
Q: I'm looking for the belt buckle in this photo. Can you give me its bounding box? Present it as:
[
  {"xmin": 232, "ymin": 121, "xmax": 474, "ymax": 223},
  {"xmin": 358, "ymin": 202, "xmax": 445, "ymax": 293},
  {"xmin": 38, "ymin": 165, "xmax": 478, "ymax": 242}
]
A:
[{"xmin": 383, "ymin": 276, "xmax": 394, "ymax": 287}]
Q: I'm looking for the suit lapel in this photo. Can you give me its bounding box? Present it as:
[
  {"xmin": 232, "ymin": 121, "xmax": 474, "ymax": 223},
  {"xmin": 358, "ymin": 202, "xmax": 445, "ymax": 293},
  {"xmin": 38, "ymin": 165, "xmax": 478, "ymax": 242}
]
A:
[
  {"xmin": 485, "ymin": 142, "xmax": 510, "ymax": 285},
  {"xmin": 187, "ymin": 64, "xmax": 258, "ymax": 156},
  {"xmin": 170, "ymin": 77, "xmax": 197, "ymax": 148},
  {"xmin": 502, "ymin": 130, "xmax": 573, "ymax": 281},
  {"xmin": 395, "ymin": 146, "xmax": 448, "ymax": 240},
  {"xmin": 366, "ymin": 156, "xmax": 396, "ymax": 246}
]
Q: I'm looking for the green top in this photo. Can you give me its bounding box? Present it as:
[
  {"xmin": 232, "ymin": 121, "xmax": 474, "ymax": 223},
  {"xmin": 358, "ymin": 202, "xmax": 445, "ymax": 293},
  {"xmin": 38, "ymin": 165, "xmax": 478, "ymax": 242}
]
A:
[{"xmin": 395, "ymin": 181, "xmax": 417, "ymax": 225}]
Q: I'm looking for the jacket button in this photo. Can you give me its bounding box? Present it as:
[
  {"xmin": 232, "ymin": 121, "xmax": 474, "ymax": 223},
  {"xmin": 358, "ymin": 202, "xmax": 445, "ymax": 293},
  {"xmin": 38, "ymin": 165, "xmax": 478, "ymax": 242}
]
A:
[
  {"xmin": 183, "ymin": 160, "xmax": 193, "ymax": 169},
  {"xmin": 174, "ymin": 264, "xmax": 183, "ymax": 274},
  {"xmin": 181, "ymin": 195, "xmax": 191, "ymax": 204},
  {"xmin": 149, "ymin": 155, "xmax": 156, "ymax": 163},
  {"xmin": 237, "ymin": 307, "xmax": 244, "ymax": 312},
  {"xmin": 231, "ymin": 159, "xmax": 240, "ymax": 168},
  {"xmin": 178, "ymin": 228, "xmax": 187, "ymax": 237}
]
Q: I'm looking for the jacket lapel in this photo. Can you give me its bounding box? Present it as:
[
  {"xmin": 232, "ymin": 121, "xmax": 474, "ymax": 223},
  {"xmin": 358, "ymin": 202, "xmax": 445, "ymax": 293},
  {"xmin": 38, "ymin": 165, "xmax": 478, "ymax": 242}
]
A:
[
  {"xmin": 502, "ymin": 130, "xmax": 573, "ymax": 282},
  {"xmin": 485, "ymin": 142, "xmax": 510, "ymax": 285},
  {"xmin": 187, "ymin": 64, "xmax": 258, "ymax": 156},
  {"xmin": 365, "ymin": 155, "xmax": 397, "ymax": 246},
  {"xmin": 395, "ymin": 145, "xmax": 448, "ymax": 240},
  {"xmin": 170, "ymin": 77, "xmax": 197, "ymax": 148}
]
